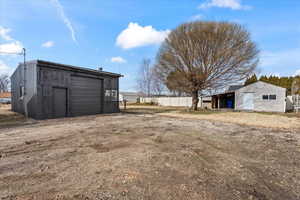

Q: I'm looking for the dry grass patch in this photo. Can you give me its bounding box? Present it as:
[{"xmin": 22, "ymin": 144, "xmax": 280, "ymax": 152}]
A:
[
  {"xmin": 160, "ymin": 111, "xmax": 300, "ymax": 130},
  {"xmin": 0, "ymin": 105, "xmax": 28, "ymax": 129},
  {"xmin": 125, "ymin": 105, "xmax": 300, "ymax": 129}
]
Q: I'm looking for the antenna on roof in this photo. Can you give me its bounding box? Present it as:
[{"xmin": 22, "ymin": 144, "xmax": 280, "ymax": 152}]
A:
[{"xmin": 98, "ymin": 67, "xmax": 103, "ymax": 71}]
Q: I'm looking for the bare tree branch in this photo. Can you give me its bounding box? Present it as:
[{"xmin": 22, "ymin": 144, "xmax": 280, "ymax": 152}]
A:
[
  {"xmin": 0, "ymin": 74, "xmax": 10, "ymax": 93},
  {"xmin": 136, "ymin": 59, "xmax": 153, "ymax": 97}
]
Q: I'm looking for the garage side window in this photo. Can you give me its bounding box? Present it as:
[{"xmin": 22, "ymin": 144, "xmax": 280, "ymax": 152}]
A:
[
  {"xmin": 105, "ymin": 90, "xmax": 118, "ymax": 101},
  {"xmin": 111, "ymin": 90, "xmax": 118, "ymax": 101},
  {"xmin": 105, "ymin": 90, "xmax": 111, "ymax": 98},
  {"xmin": 262, "ymin": 95, "xmax": 269, "ymax": 100},
  {"xmin": 262, "ymin": 94, "xmax": 277, "ymax": 100},
  {"xmin": 269, "ymin": 95, "xmax": 276, "ymax": 100}
]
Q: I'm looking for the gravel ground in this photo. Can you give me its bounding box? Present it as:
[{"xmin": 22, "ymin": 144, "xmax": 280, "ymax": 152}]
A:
[{"xmin": 0, "ymin": 105, "xmax": 299, "ymax": 200}]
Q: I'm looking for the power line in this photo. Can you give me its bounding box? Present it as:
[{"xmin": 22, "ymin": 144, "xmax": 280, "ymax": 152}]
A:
[{"xmin": 0, "ymin": 52, "xmax": 23, "ymax": 55}]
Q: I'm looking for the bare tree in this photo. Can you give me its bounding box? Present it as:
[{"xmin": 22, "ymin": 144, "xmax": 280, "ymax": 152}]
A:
[
  {"xmin": 0, "ymin": 74, "xmax": 10, "ymax": 93},
  {"xmin": 155, "ymin": 21, "xmax": 259, "ymax": 110},
  {"xmin": 151, "ymin": 66, "xmax": 165, "ymax": 96},
  {"xmin": 136, "ymin": 59, "xmax": 153, "ymax": 97}
]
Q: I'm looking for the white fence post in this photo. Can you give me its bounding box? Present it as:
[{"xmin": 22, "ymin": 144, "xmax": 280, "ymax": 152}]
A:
[{"xmin": 294, "ymin": 95, "xmax": 300, "ymax": 113}]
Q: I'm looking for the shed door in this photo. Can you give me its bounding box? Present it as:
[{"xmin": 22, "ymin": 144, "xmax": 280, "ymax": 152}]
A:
[
  {"xmin": 242, "ymin": 93, "xmax": 254, "ymax": 110},
  {"xmin": 70, "ymin": 76, "xmax": 102, "ymax": 116},
  {"xmin": 53, "ymin": 88, "xmax": 67, "ymax": 118}
]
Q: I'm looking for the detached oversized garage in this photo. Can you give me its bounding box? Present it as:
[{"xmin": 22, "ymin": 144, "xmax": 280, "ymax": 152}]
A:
[{"xmin": 11, "ymin": 60, "xmax": 122, "ymax": 119}]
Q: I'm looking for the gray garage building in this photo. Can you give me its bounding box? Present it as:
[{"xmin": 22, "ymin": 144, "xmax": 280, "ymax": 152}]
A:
[
  {"xmin": 212, "ymin": 81, "xmax": 286, "ymax": 112},
  {"xmin": 11, "ymin": 60, "xmax": 122, "ymax": 119}
]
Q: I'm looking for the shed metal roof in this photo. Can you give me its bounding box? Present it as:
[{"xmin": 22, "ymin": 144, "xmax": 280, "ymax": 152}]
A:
[
  {"xmin": 212, "ymin": 81, "xmax": 286, "ymax": 97},
  {"xmin": 227, "ymin": 85, "xmax": 244, "ymax": 92}
]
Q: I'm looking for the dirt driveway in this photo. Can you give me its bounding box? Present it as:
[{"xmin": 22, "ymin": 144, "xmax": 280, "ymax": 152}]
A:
[{"xmin": 0, "ymin": 105, "xmax": 300, "ymax": 200}]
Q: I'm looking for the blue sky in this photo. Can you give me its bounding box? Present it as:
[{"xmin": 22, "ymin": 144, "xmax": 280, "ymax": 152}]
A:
[{"xmin": 0, "ymin": 0, "xmax": 300, "ymax": 91}]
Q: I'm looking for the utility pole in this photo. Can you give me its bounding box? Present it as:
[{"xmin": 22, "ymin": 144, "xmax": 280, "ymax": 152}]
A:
[
  {"xmin": 21, "ymin": 48, "xmax": 28, "ymax": 117},
  {"xmin": 22, "ymin": 48, "xmax": 26, "ymax": 95}
]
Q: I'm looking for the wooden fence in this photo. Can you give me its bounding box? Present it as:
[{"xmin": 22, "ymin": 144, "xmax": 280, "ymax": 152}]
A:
[{"xmin": 294, "ymin": 95, "xmax": 300, "ymax": 112}]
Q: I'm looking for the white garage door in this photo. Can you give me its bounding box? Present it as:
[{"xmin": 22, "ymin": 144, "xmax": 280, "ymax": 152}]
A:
[{"xmin": 242, "ymin": 93, "xmax": 254, "ymax": 110}]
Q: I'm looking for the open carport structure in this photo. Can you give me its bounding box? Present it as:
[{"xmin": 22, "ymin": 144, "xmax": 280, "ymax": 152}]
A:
[{"xmin": 212, "ymin": 85, "xmax": 243, "ymax": 110}]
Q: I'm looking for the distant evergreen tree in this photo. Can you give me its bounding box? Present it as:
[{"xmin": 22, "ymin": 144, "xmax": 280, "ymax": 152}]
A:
[
  {"xmin": 259, "ymin": 75, "xmax": 295, "ymax": 95},
  {"xmin": 244, "ymin": 74, "xmax": 258, "ymax": 85},
  {"xmin": 259, "ymin": 75, "xmax": 268, "ymax": 83},
  {"xmin": 292, "ymin": 76, "xmax": 300, "ymax": 95}
]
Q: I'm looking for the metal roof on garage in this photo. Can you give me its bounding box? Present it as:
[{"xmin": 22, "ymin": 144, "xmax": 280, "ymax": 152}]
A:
[{"xmin": 23, "ymin": 60, "xmax": 123, "ymax": 78}]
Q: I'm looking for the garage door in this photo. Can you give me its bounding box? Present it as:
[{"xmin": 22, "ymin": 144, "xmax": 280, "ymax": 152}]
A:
[
  {"xmin": 53, "ymin": 87, "xmax": 67, "ymax": 118},
  {"xmin": 242, "ymin": 93, "xmax": 254, "ymax": 110},
  {"xmin": 70, "ymin": 76, "xmax": 102, "ymax": 116}
]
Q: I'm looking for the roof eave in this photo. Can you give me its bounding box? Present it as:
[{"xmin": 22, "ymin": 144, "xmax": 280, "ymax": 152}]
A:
[{"xmin": 35, "ymin": 60, "xmax": 123, "ymax": 78}]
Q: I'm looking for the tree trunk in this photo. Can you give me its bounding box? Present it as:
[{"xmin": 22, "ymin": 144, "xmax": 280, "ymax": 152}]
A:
[{"xmin": 191, "ymin": 90, "xmax": 199, "ymax": 111}]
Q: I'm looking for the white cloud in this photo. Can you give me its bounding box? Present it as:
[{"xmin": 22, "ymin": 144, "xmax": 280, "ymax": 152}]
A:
[
  {"xmin": 0, "ymin": 26, "xmax": 13, "ymax": 41},
  {"xmin": 116, "ymin": 22, "xmax": 170, "ymax": 49},
  {"xmin": 198, "ymin": 0, "xmax": 251, "ymax": 10},
  {"xmin": 190, "ymin": 14, "xmax": 204, "ymax": 21},
  {"xmin": 111, "ymin": 56, "xmax": 127, "ymax": 63},
  {"xmin": 0, "ymin": 26, "xmax": 24, "ymax": 55},
  {"xmin": 0, "ymin": 60, "xmax": 14, "ymax": 75},
  {"xmin": 49, "ymin": 0, "xmax": 77, "ymax": 43},
  {"xmin": 0, "ymin": 41, "xmax": 23, "ymax": 55},
  {"xmin": 0, "ymin": 27, "xmax": 21, "ymax": 76},
  {"xmin": 42, "ymin": 41, "xmax": 54, "ymax": 48},
  {"xmin": 295, "ymin": 69, "xmax": 300, "ymax": 76}
]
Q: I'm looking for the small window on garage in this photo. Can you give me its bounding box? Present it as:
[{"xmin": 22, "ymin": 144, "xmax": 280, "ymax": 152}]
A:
[
  {"xmin": 105, "ymin": 89, "xmax": 118, "ymax": 101},
  {"xmin": 111, "ymin": 90, "xmax": 118, "ymax": 101},
  {"xmin": 269, "ymin": 95, "xmax": 276, "ymax": 100},
  {"xmin": 262, "ymin": 95, "xmax": 269, "ymax": 100},
  {"xmin": 105, "ymin": 90, "xmax": 111, "ymax": 97}
]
